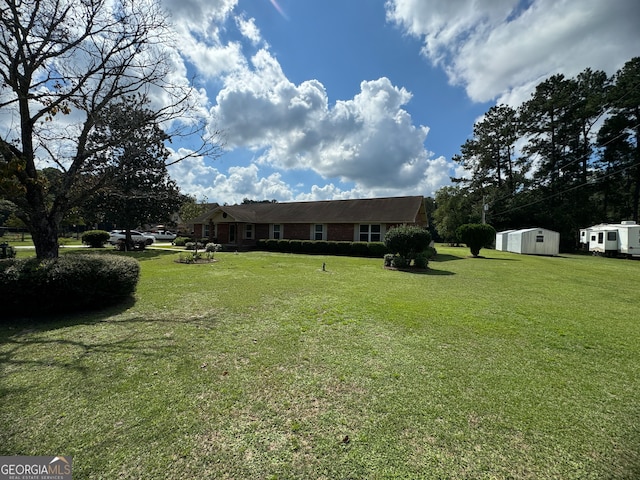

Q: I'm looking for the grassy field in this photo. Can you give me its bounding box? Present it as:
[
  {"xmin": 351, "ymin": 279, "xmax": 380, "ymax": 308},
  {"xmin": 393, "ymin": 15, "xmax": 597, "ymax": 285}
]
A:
[{"xmin": 1, "ymin": 246, "xmax": 639, "ymax": 479}]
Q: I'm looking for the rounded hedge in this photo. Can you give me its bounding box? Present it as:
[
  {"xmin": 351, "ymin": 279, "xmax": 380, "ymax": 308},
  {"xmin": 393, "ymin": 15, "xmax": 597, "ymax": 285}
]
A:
[
  {"xmin": 384, "ymin": 225, "xmax": 432, "ymax": 259},
  {"xmin": 456, "ymin": 223, "xmax": 496, "ymax": 257},
  {"xmin": 81, "ymin": 229, "xmax": 110, "ymax": 248},
  {"xmin": 0, "ymin": 254, "xmax": 140, "ymax": 317}
]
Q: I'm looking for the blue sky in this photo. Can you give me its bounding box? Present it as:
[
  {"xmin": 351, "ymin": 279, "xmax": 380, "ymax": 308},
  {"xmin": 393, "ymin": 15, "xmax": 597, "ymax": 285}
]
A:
[{"xmin": 14, "ymin": 0, "xmax": 639, "ymax": 205}]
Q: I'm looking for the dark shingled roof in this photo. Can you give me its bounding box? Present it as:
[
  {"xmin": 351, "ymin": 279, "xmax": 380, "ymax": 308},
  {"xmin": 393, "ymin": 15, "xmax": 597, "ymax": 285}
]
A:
[{"xmin": 192, "ymin": 196, "xmax": 426, "ymax": 224}]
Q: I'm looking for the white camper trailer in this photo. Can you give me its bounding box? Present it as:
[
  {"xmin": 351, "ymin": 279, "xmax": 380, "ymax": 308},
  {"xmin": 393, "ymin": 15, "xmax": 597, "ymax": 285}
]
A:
[
  {"xmin": 585, "ymin": 221, "xmax": 640, "ymax": 257},
  {"xmin": 503, "ymin": 228, "xmax": 560, "ymax": 256}
]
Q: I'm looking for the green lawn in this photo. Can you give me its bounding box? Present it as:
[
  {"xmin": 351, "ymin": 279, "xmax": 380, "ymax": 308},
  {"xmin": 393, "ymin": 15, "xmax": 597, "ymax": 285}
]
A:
[{"xmin": 1, "ymin": 247, "xmax": 639, "ymax": 479}]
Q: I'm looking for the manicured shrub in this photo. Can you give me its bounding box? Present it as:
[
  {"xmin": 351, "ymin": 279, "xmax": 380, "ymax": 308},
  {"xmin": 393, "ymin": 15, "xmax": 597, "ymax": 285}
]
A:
[
  {"xmin": 173, "ymin": 237, "xmax": 190, "ymax": 247},
  {"xmin": 81, "ymin": 230, "xmax": 110, "ymax": 248},
  {"xmin": 414, "ymin": 252, "xmax": 429, "ymax": 269},
  {"xmin": 384, "ymin": 225, "xmax": 432, "ymax": 259},
  {"xmin": 316, "ymin": 240, "xmax": 330, "ymax": 253},
  {"xmin": 350, "ymin": 241, "xmax": 370, "ymax": 257},
  {"xmin": 367, "ymin": 242, "xmax": 388, "ymax": 258},
  {"xmin": 335, "ymin": 241, "xmax": 352, "ymax": 255},
  {"xmin": 391, "ymin": 255, "xmax": 409, "ymax": 268},
  {"xmin": 456, "ymin": 223, "xmax": 496, "ymax": 257},
  {"xmin": 277, "ymin": 239, "xmax": 291, "ymax": 252},
  {"xmin": 264, "ymin": 239, "xmax": 279, "ymax": 251},
  {"xmin": 288, "ymin": 240, "xmax": 303, "ymax": 253},
  {"xmin": 0, "ymin": 254, "xmax": 140, "ymax": 317}
]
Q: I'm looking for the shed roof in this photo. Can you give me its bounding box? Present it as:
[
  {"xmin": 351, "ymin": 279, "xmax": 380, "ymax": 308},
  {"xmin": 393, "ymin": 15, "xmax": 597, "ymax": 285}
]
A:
[{"xmin": 191, "ymin": 196, "xmax": 426, "ymax": 225}]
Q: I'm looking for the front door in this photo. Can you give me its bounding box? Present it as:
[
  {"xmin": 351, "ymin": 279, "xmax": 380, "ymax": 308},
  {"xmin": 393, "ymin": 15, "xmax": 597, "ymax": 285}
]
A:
[{"xmin": 229, "ymin": 224, "xmax": 236, "ymax": 243}]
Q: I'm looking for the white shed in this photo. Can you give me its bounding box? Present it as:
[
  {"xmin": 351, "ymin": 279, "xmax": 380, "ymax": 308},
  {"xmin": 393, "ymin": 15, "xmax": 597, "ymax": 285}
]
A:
[
  {"xmin": 505, "ymin": 228, "xmax": 560, "ymax": 256},
  {"xmin": 495, "ymin": 230, "xmax": 515, "ymax": 251}
]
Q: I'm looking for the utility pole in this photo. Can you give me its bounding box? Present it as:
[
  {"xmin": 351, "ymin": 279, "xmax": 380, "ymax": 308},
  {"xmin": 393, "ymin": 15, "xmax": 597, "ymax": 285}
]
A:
[{"xmin": 482, "ymin": 196, "xmax": 487, "ymax": 224}]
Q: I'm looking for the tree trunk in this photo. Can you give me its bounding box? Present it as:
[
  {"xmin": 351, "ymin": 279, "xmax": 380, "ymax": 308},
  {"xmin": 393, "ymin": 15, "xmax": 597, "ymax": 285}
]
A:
[{"xmin": 31, "ymin": 217, "xmax": 60, "ymax": 259}]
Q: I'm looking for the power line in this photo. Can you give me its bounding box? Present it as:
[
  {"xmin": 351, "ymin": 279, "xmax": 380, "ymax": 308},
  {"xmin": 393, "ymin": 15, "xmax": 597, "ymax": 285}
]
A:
[{"xmin": 492, "ymin": 155, "xmax": 640, "ymax": 217}]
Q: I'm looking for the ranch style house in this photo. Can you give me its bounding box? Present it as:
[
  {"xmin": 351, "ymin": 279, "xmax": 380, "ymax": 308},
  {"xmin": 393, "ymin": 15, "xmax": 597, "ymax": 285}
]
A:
[{"xmin": 189, "ymin": 196, "xmax": 428, "ymax": 249}]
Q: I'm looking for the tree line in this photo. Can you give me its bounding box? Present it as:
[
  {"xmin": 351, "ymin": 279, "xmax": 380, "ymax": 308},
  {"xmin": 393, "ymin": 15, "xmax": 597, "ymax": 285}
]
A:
[{"xmin": 433, "ymin": 57, "xmax": 640, "ymax": 251}]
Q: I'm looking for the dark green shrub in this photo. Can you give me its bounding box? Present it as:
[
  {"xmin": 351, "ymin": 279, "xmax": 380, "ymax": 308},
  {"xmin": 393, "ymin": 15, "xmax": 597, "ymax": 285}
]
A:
[
  {"xmin": 264, "ymin": 239, "xmax": 279, "ymax": 251},
  {"xmin": 335, "ymin": 241, "xmax": 352, "ymax": 255},
  {"xmin": 391, "ymin": 255, "xmax": 409, "ymax": 268},
  {"xmin": 81, "ymin": 230, "xmax": 110, "ymax": 248},
  {"xmin": 350, "ymin": 242, "xmax": 370, "ymax": 257},
  {"xmin": 173, "ymin": 237, "xmax": 189, "ymax": 247},
  {"xmin": 384, "ymin": 225, "xmax": 432, "ymax": 259},
  {"xmin": 456, "ymin": 223, "xmax": 496, "ymax": 257},
  {"xmin": 277, "ymin": 239, "xmax": 291, "ymax": 252},
  {"xmin": 0, "ymin": 242, "xmax": 16, "ymax": 259},
  {"xmin": 414, "ymin": 252, "xmax": 429, "ymax": 269},
  {"xmin": 0, "ymin": 254, "xmax": 140, "ymax": 317},
  {"xmin": 311, "ymin": 240, "xmax": 328, "ymax": 254},
  {"xmin": 367, "ymin": 242, "xmax": 388, "ymax": 258},
  {"xmin": 288, "ymin": 240, "xmax": 303, "ymax": 253}
]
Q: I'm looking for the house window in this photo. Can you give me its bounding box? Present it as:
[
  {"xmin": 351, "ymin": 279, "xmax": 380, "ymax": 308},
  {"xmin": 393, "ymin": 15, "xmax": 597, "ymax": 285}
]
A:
[
  {"xmin": 607, "ymin": 231, "xmax": 617, "ymax": 241},
  {"xmin": 536, "ymin": 235, "xmax": 544, "ymax": 243},
  {"xmin": 245, "ymin": 224, "xmax": 254, "ymax": 240},
  {"xmin": 313, "ymin": 224, "xmax": 325, "ymax": 240},
  {"xmin": 272, "ymin": 224, "xmax": 281, "ymax": 240},
  {"xmin": 359, "ymin": 224, "xmax": 382, "ymax": 242},
  {"xmin": 204, "ymin": 223, "xmax": 216, "ymax": 239}
]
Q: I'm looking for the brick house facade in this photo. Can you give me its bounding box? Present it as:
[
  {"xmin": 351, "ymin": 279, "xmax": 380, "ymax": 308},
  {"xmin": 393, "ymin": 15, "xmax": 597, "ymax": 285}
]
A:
[{"xmin": 190, "ymin": 196, "xmax": 428, "ymax": 248}]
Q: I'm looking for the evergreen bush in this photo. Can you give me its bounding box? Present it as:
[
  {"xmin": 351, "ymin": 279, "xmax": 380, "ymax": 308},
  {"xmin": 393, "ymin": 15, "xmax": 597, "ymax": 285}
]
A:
[
  {"xmin": 173, "ymin": 237, "xmax": 189, "ymax": 247},
  {"xmin": 0, "ymin": 254, "xmax": 140, "ymax": 317},
  {"xmin": 456, "ymin": 223, "xmax": 496, "ymax": 257},
  {"xmin": 384, "ymin": 225, "xmax": 432, "ymax": 259},
  {"xmin": 81, "ymin": 230, "xmax": 110, "ymax": 248}
]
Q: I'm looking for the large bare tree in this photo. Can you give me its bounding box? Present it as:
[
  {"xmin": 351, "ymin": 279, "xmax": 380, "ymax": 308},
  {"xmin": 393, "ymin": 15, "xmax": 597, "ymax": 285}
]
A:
[{"xmin": 0, "ymin": 0, "xmax": 218, "ymax": 258}]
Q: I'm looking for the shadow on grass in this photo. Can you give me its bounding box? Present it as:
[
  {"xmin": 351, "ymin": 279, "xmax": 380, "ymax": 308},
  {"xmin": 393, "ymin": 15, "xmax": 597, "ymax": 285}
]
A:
[
  {"xmin": 466, "ymin": 256, "xmax": 521, "ymax": 261},
  {"xmin": 431, "ymin": 253, "xmax": 465, "ymax": 262},
  {"xmin": 387, "ymin": 266, "xmax": 455, "ymax": 276},
  {"xmin": 0, "ymin": 303, "xmax": 220, "ymax": 379},
  {"xmin": 66, "ymin": 248, "xmax": 178, "ymax": 262}
]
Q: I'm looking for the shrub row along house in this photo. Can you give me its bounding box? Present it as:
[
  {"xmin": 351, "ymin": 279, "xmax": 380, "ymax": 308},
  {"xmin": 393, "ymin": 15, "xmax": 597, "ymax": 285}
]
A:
[{"xmin": 189, "ymin": 196, "xmax": 428, "ymax": 249}]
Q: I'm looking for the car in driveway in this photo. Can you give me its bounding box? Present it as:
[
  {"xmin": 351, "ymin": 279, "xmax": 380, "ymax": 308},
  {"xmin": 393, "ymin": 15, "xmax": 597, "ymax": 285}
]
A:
[
  {"xmin": 108, "ymin": 230, "xmax": 155, "ymax": 245},
  {"xmin": 144, "ymin": 230, "xmax": 177, "ymax": 241}
]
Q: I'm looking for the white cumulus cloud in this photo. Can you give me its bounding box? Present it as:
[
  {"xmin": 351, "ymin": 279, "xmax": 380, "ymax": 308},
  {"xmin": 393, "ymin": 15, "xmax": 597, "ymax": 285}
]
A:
[{"xmin": 386, "ymin": 0, "xmax": 640, "ymax": 104}]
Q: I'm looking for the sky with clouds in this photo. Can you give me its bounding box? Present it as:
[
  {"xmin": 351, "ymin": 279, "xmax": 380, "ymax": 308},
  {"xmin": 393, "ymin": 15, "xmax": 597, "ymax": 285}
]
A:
[{"xmin": 28, "ymin": 0, "xmax": 640, "ymax": 205}]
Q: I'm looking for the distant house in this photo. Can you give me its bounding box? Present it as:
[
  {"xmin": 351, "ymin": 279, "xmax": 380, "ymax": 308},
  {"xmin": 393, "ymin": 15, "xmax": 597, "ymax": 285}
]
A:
[
  {"xmin": 496, "ymin": 227, "xmax": 560, "ymax": 256},
  {"xmin": 189, "ymin": 196, "xmax": 428, "ymax": 248}
]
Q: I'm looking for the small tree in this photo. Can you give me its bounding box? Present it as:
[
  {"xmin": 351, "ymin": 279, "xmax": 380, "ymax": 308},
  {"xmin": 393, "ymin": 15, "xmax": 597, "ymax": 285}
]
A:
[
  {"xmin": 456, "ymin": 223, "xmax": 496, "ymax": 257},
  {"xmin": 384, "ymin": 225, "xmax": 432, "ymax": 262}
]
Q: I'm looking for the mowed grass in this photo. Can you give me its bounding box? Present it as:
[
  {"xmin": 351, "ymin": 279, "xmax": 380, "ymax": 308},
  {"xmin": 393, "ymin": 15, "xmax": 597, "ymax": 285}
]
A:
[{"xmin": 1, "ymin": 246, "xmax": 639, "ymax": 479}]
